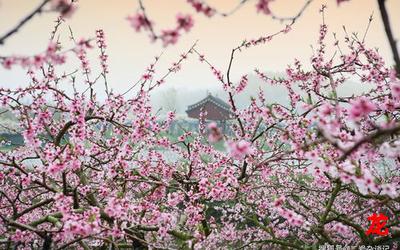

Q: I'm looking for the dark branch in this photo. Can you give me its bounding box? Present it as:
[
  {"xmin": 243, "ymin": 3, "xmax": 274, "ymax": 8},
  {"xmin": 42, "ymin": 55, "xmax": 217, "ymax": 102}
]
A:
[
  {"xmin": 378, "ymin": 0, "xmax": 400, "ymax": 75},
  {"xmin": 270, "ymin": 0, "xmax": 313, "ymax": 24},
  {"xmin": 339, "ymin": 123, "xmax": 400, "ymax": 161},
  {"xmin": 0, "ymin": 0, "xmax": 52, "ymax": 45}
]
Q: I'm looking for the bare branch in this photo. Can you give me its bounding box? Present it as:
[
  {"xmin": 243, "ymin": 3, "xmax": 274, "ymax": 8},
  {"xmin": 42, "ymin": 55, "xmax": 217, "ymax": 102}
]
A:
[{"xmin": 0, "ymin": 0, "xmax": 52, "ymax": 45}]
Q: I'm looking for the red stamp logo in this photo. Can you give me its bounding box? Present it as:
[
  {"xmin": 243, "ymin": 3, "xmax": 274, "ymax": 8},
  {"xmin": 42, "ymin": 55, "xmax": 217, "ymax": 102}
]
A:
[{"xmin": 366, "ymin": 213, "xmax": 389, "ymax": 236}]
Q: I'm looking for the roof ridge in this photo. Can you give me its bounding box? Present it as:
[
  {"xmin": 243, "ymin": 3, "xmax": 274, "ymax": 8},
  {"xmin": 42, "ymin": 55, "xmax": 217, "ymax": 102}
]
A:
[{"xmin": 186, "ymin": 94, "xmax": 233, "ymax": 114}]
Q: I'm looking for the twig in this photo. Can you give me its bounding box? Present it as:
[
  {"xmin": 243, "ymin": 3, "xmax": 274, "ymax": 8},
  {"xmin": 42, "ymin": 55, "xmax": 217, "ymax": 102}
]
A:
[
  {"xmin": 220, "ymin": 0, "xmax": 250, "ymax": 17},
  {"xmin": 0, "ymin": 0, "xmax": 52, "ymax": 45},
  {"xmin": 377, "ymin": 0, "xmax": 400, "ymax": 75},
  {"xmin": 270, "ymin": 0, "xmax": 313, "ymax": 24},
  {"xmin": 339, "ymin": 123, "xmax": 400, "ymax": 161},
  {"xmin": 138, "ymin": 0, "xmax": 158, "ymax": 39}
]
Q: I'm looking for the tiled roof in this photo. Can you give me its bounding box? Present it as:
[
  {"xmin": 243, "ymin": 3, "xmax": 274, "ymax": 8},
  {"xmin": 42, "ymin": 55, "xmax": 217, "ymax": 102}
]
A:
[{"xmin": 186, "ymin": 93, "xmax": 233, "ymax": 113}]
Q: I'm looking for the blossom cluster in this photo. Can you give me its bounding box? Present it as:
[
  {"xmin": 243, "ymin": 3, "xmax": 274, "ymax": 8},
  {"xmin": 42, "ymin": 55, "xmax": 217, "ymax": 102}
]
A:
[{"xmin": 127, "ymin": 12, "xmax": 194, "ymax": 46}]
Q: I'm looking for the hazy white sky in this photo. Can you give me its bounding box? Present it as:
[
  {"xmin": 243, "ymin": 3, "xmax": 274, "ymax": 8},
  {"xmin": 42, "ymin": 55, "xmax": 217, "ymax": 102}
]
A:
[{"xmin": 0, "ymin": 0, "xmax": 399, "ymax": 104}]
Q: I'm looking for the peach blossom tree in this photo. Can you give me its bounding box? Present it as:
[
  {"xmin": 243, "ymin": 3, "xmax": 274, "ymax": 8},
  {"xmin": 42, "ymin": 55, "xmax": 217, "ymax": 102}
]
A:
[{"xmin": 0, "ymin": 1, "xmax": 400, "ymax": 249}]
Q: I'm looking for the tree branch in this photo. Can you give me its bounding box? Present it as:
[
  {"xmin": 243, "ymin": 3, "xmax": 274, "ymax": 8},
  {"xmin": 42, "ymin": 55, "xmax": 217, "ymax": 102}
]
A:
[
  {"xmin": 0, "ymin": 0, "xmax": 52, "ymax": 45},
  {"xmin": 378, "ymin": 0, "xmax": 400, "ymax": 75}
]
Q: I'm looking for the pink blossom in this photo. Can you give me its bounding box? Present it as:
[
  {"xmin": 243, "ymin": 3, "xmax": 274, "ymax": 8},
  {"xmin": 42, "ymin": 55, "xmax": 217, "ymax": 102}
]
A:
[
  {"xmin": 208, "ymin": 122, "xmax": 223, "ymax": 142},
  {"xmin": 2, "ymin": 57, "xmax": 14, "ymax": 69},
  {"xmin": 391, "ymin": 82, "xmax": 400, "ymax": 99},
  {"xmin": 381, "ymin": 183, "xmax": 397, "ymax": 198},
  {"xmin": 127, "ymin": 13, "xmax": 152, "ymax": 32},
  {"xmin": 236, "ymin": 75, "xmax": 248, "ymax": 93},
  {"xmin": 161, "ymin": 29, "xmax": 180, "ymax": 47},
  {"xmin": 349, "ymin": 97, "xmax": 376, "ymax": 121},
  {"xmin": 332, "ymin": 222, "xmax": 352, "ymax": 237},
  {"xmin": 176, "ymin": 13, "xmax": 194, "ymax": 32},
  {"xmin": 77, "ymin": 38, "xmax": 93, "ymax": 49},
  {"xmin": 274, "ymin": 195, "xmax": 285, "ymax": 207},
  {"xmin": 167, "ymin": 192, "xmax": 184, "ymax": 206},
  {"xmin": 33, "ymin": 55, "xmax": 45, "ymax": 68},
  {"xmin": 256, "ymin": 0, "xmax": 272, "ymax": 15},
  {"xmin": 51, "ymin": 0, "xmax": 76, "ymax": 18},
  {"xmin": 48, "ymin": 162, "xmax": 66, "ymax": 175},
  {"xmin": 277, "ymin": 207, "xmax": 305, "ymax": 227},
  {"xmin": 228, "ymin": 140, "xmax": 254, "ymax": 159},
  {"xmin": 96, "ymin": 30, "xmax": 109, "ymax": 73},
  {"xmin": 198, "ymin": 178, "xmax": 210, "ymax": 194},
  {"xmin": 187, "ymin": 0, "xmax": 215, "ymax": 17}
]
